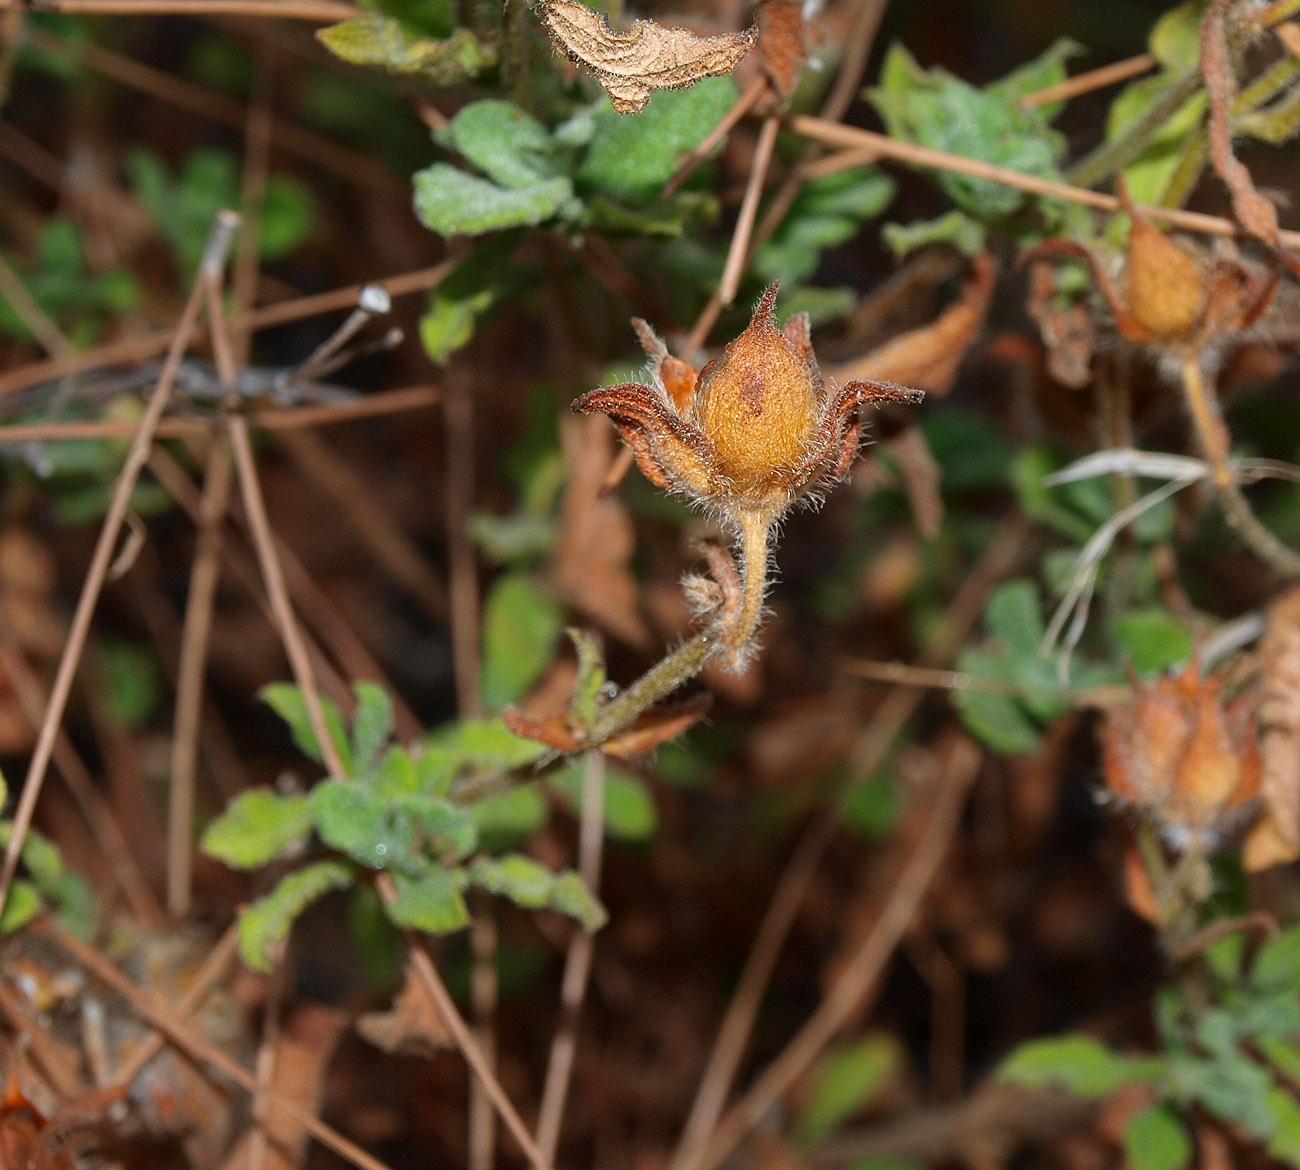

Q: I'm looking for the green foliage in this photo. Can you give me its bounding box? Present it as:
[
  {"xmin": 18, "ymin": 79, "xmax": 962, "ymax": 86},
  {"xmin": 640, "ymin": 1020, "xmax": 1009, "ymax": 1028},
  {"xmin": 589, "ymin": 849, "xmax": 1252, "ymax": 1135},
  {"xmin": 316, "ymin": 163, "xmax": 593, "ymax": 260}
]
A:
[
  {"xmin": 468, "ymin": 854, "xmax": 607, "ymax": 930},
  {"xmin": 998, "ymin": 1034, "xmax": 1164, "ymax": 1096},
  {"xmin": 125, "ymin": 147, "xmax": 315, "ymax": 274},
  {"xmin": 1110, "ymin": 610, "xmax": 1193, "ymax": 675},
  {"xmin": 99, "ymin": 638, "xmax": 162, "ymax": 728},
  {"xmin": 200, "ymin": 789, "xmax": 313, "ymax": 869},
  {"xmin": 239, "ymin": 860, "xmax": 355, "ymax": 973},
  {"xmin": 0, "ymin": 220, "xmax": 139, "ymax": 348},
  {"xmin": 754, "ymin": 169, "xmax": 895, "ymax": 285},
  {"xmin": 207, "ymin": 682, "xmax": 611, "ymax": 970},
  {"xmin": 481, "ymin": 573, "xmax": 565, "ymax": 709},
  {"xmin": 795, "ymin": 1033, "xmax": 901, "ymax": 1143},
  {"xmin": 317, "ymin": 13, "xmax": 496, "ymax": 84},
  {"xmin": 869, "ymin": 39, "xmax": 1078, "ymax": 251},
  {"xmin": 1124, "ymin": 1105, "xmax": 1192, "ymax": 1170},
  {"xmin": 0, "ymin": 818, "xmax": 95, "ymax": 938}
]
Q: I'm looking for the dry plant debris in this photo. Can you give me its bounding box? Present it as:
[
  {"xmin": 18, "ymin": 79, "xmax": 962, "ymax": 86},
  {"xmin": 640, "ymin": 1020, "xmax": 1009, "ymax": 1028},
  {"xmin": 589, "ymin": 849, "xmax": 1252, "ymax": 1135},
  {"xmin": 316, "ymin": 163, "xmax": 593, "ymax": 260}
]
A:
[{"xmin": 538, "ymin": 0, "xmax": 757, "ymax": 113}]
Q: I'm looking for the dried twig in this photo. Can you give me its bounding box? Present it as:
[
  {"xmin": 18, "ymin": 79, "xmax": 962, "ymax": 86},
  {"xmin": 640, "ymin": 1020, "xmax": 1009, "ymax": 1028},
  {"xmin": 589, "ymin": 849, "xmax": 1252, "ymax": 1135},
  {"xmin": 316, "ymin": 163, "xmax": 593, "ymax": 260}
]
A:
[
  {"xmin": 0, "ymin": 212, "xmax": 240, "ymax": 917},
  {"xmin": 536, "ymin": 750, "xmax": 606, "ymax": 1162}
]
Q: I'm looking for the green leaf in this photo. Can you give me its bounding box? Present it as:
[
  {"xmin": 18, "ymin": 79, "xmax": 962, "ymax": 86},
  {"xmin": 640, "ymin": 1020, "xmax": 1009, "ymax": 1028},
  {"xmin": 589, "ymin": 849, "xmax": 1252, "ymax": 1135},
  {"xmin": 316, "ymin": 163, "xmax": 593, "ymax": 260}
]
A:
[
  {"xmin": 385, "ymin": 867, "xmax": 470, "ymax": 932},
  {"xmin": 350, "ymin": 681, "xmax": 394, "ymax": 780},
  {"xmin": 481, "ymin": 574, "xmax": 565, "ymax": 709},
  {"xmin": 985, "ymin": 579, "xmax": 1045, "ymax": 655},
  {"xmin": 1251, "ymin": 925, "xmax": 1300, "ymax": 992},
  {"xmin": 1107, "ymin": 78, "xmax": 1206, "ymax": 205},
  {"xmin": 1124, "ymin": 1105, "xmax": 1192, "ymax": 1170},
  {"xmin": 1259, "ymin": 1037, "xmax": 1300, "ymax": 1084},
  {"xmin": 439, "ymin": 101, "xmax": 565, "ymax": 189},
  {"xmin": 99, "ymin": 639, "xmax": 161, "ymax": 728},
  {"xmin": 1266, "ymin": 1087, "xmax": 1300, "ymax": 1167},
  {"xmin": 399, "ymin": 793, "xmax": 479, "ymax": 860},
  {"xmin": 19, "ymin": 829, "xmax": 61, "ymax": 891},
  {"xmin": 1150, "ymin": 1, "xmax": 1205, "ymax": 70},
  {"xmin": 548, "ymin": 762, "xmax": 658, "ymax": 840},
  {"xmin": 413, "ymin": 164, "xmax": 574, "ymax": 237},
  {"xmin": 201, "ymin": 789, "xmax": 313, "ymax": 869},
  {"xmin": 468, "ymin": 783, "xmax": 548, "ymax": 843},
  {"xmin": 754, "ymin": 168, "xmax": 895, "ymax": 285},
  {"xmin": 260, "ymin": 175, "xmax": 316, "ymax": 261},
  {"xmin": 999, "ymin": 1034, "xmax": 1163, "ymax": 1096},
  {"xmin": 310, "ymin": 780, "xmax": 416, "ymax": 871},
  {"xmin": 795, "ymin": 1034, "xmax": 901, "ymax": 1143},
  {"xmin": 882, "ymin": 210, "xmax": 987, "ymax": 258},
  {"xmin": 316, "ymin": 14, "xmax": 496, "ymax": 84},
  {"xmin": 372, "ymin": 746, "xmax": 421, "ymax": 799},
  {"xmin": 577, "ymin": 78, "xmax": 737, "ymax": 200},
  {"xmin": 238, "ymin": 860, "xmax": 354, "ymax": 972},
  {"xmin": 469, "ymin": 855, "xmax": 607, "ymax": 930},
  {"xmin": 0, "ymin": 881, "xmax": 41, "ymax": 932},
  {"xmin": 418, "ymin": 234, "xmax": 517, "ymax": 363},
  {"xmin": 567, "ymin": 627, "xmax": 608, "ymax": 728},
  {"xmin": 261, "ymin": 683, "xmax": 352, "ymax": 775},
  {"xmin": 870, "ymin": 43, "xmax": 1069, "ymax": 218}
]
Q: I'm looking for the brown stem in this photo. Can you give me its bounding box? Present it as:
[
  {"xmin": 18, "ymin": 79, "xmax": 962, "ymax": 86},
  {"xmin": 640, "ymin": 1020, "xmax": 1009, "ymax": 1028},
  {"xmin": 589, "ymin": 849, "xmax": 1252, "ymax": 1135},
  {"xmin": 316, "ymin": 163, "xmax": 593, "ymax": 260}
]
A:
[{"xmin": 1180, "ymin": 356, "xmax": 1300, "ymax": 577}]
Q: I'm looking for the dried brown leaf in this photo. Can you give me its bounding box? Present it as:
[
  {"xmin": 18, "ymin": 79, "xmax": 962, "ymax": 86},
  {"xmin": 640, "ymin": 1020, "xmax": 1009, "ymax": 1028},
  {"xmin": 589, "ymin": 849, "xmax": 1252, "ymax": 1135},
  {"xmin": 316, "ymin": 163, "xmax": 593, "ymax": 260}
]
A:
[
  {"xmin": 757, "ymin": 0, "xmax": 806, "ymax": 103},
  {"xmin": 356, "ymin": 962, "xmax": 452, "ymax": 1057},
  {"xmin": 1025, "ymin": 260, "xmax": 1096, "ymax": 388},
  {"xmin": 1276, "ymin": 21, "xmax": 1300, "ymax": 59},
  {"xmin": 538, "ymin": 0, "xmax": 756, "ymax": 114},
  {"xmin": 824, "ymin": 254, "xmax": 995, "ymax": 396},
  {"xmin": 1201, "ymin": 0, "xmax": 1279, "ymax": 245},
  {"xmin": 555, "ymin": 414, "xmax": 651, "ymax": 647},
  {"xmin": 1256, "ymin": 586, "xmax": 1300, "ymax": 848}
]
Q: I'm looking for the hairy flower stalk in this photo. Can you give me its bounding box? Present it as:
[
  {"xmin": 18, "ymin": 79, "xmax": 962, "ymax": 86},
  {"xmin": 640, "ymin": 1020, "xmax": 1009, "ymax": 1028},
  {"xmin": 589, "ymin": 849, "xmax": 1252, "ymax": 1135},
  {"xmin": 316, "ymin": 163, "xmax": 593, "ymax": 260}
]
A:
[{"xmin": 558, "ymin": 283, "xmax": 923, "ymax": 744}]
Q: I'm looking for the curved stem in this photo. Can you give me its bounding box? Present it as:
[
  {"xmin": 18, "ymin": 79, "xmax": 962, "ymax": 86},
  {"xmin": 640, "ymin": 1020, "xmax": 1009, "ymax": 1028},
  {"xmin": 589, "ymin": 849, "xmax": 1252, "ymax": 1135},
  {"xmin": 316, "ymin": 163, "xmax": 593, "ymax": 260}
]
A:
[
  {"xmin": 1181, "ymin": 356, "xmax": 1300, "ymax": 577},
  {"xmin": 589, "ymin": 632, "xmax": 715, "ymax": 744},
  {"xmin": 725, "ymin": 509, "xmax": 774, "ymax": 656}
]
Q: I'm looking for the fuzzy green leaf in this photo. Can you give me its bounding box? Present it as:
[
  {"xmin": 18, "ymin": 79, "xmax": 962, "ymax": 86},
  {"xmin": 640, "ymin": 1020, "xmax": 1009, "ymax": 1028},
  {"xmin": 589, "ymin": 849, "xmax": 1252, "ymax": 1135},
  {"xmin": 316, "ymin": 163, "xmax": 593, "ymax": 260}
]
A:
[
  {"xmin": 317, "ymin": 14, "xmax": 496, "ymax": 84},
  {"xmin": 439, "ymin": 100, "xmax": 565, "ymax": 189},
  {"xmin": 882, "ymin": 210, "xmax": 987, "ymax": 258},
  {"xmin": 0, "ymin": 881, "xmax": 41, "ymax": 933},
  {"xmin": 385, "ymin": 867, "xmax": 470, "ymax": 932},
  {"xmin": 413, "ymin": 164, "xmax": 574, "ymax": 237},
  {"xmin": 755, "ymin": 168, "xmax": 895, "ymax": 285},
  {"xmin": 1124, "ymin": 1105, "xmax": 1192, "ymax": 1170},
  {"xmin": 238, "ymin": 860, "xmax": 354, "ymax": 972},
  {"xmin": 577, "ymin": 78, "xmax": 737, "ymax": 200},
  {"xmin": 310, "ymin": 780, "xmax": 414, "ymax": 871},
  {"xmin": 350, "ymin": 681, "xmax": 394, "ymax": 780},
  {"xmin": 1251, "ymin": 925, "xmax": 1300, "ymax": 992},
  {"xmin": 870, "ymin": 42, "xmax": 1071, "ymax": 218},
  {"xmin": 201, "ymin": 789, "xmax": 313, "ymax": 869},
  {"xmin": 999, "ymin": 1034, "xmax": 1163, "ymax": 1096},
  {"xmin": 420, "ymin": 717, "xmax": 551, "ymax": 793},
  {"xmin": 481, "ymin": 573, "xmax": 564, "ymax": 709},
  {"xmin": 470, "ymin": 855, "xmax": 607, "ymax": 930},
  {"xmin": 795, "ymin": 1034, "xmax": 902, "ymax": 1143},
  {"xmin": 468, "ymin": 783, "xmax": 549, "ymax": 843},
  {"xmin": 261, "ymin": 683, "xmax": 352, "ymax": 775},
  {"xmin": 567, "ymin": 627, "xmax": 607, "ymax": 728}
]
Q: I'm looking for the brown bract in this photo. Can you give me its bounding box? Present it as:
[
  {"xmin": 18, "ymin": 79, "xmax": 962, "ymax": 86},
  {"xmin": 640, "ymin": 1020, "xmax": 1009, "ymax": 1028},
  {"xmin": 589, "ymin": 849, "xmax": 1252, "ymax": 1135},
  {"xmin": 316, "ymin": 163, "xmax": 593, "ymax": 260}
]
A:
[
  {"xmin": 573, "ymin": 283, "xmax": 923, "ymax": 525},
  {"xmin": 1101, "ymin": 661, "xmax": 1260, "ymax": 852},
  {"xmin": 538, "ymin": 0, "xmax": 757, "ymax": 114},
  {"xmin": 1024, "ymin": 179, "xmax": 1279, "ymax": 356}
]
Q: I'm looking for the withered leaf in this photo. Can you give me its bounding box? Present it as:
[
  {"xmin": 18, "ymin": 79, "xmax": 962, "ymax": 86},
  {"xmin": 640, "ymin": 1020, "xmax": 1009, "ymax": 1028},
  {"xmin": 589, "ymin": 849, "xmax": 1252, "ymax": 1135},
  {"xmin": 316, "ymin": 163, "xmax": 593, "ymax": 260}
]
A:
[
  {"xmin": 824, "ymin": 253, "xmax": 995, "ymax": 396},
  {"xmin": 538, "ymin": 0, "xmax": 756, "ymax": 114},
  {"xmin": 356, "ymin": 961, "xmax": 452, "ymax": 1057},
  {"xmin": 757, "ymin": 0, "xmax": 806, "ymax": 103}
]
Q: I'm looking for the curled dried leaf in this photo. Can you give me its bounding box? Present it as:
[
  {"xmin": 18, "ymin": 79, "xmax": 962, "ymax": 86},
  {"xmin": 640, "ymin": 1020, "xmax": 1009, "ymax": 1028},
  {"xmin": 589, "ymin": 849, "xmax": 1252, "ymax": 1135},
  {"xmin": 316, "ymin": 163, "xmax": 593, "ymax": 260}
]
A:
[
  {"xmin": 539, "ymin": 0, "xmax": 756, "ymax": 114},
  {"xmin": 1256, "ymin": 586, "xmax": 1300, "ymax": 849},
  {"xmin": 757, "ymin": 0, "xmax": 807, "ymax": 104},
  {"xmin": 1200, "ymin": 0, "xmax": 1279, "ymax": 244}
]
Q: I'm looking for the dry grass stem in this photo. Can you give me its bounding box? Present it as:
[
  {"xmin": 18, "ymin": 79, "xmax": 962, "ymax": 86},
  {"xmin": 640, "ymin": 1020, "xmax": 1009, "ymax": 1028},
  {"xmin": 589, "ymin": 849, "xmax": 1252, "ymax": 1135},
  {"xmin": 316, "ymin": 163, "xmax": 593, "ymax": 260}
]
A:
[
  {"xmin": 787, "ymin": 114, "xmax": 1300, "ymax": 248},
  {"xmin": 0, "ymin": 263, "xmax": 453, "ymax": 398},
  {"xmin": 691, "ymin": 738, "xmax": 980, "ymax": 1170},
  {"xmin": 1, "ymin": 0, "xmax": 358, "ymax": 18},
  {"xmin": 0, "ymin": 211, "xmax": 239, "ymax": 918},
  {"xmin": 384, "ymin": 883, "xmax": 558, "ymax": 1170},
  {"xmin": 1019, "ymin": 52, "xmax": 1157, "ymax": 108},
  {"xmin": 536, "ymin": 749, "xmax": 606, "ymax": 1162},
  {"xmin": 718, "ymin": 114, "xmax": 780, "ymax": 307}
]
